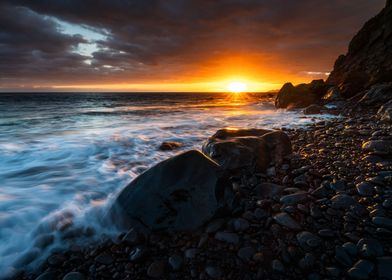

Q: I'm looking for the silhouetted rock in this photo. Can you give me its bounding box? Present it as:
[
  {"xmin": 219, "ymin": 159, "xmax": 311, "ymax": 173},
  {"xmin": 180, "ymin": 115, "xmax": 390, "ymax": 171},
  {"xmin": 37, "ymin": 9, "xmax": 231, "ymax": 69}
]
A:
[
  {"xmin": 303, "ymin": 104, "xmax": 323, "ymax": 115},
  {"xmin": 327, "ymin": 1, "xmax": 392, "ymax": 97},
  {"xmin": 322, "ymin": 86, "xmax": 342, "ymax": 102},
  {"xmin": 110, "ymin": 150, "xmax": 232, "ymax": 231},
  {"xmin": 202, "ymin": 128, "xmax": 291, "ymax": 172},
  {"xmin": 275, "ymin": 80, "xmax": 328, "ymax": 109},
  {"xmin": 159, "ymin": 141, "xmax": 182, "ymax": 151}
]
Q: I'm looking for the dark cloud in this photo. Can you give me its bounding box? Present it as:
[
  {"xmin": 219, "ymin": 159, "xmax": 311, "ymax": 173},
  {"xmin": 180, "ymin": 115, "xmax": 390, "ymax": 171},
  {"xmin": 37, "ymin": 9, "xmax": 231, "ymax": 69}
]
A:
[{"xmin": 0, "ymin": 0, "xmax": 387, "ymax": 89}]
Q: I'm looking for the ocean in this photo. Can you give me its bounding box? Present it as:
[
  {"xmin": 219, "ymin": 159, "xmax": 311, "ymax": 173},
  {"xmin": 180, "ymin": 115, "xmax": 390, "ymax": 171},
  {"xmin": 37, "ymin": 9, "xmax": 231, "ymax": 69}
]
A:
[{"xmin": 0, "ymin": 92, "xmax": 335, "ymax": 275}]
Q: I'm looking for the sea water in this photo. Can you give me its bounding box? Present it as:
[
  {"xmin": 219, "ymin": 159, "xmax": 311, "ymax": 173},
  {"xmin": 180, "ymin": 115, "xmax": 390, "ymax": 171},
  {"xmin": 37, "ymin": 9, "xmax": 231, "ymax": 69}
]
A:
[{"xmin": 0, "ymin": 92, "xmax": 336, "ymax": 276}]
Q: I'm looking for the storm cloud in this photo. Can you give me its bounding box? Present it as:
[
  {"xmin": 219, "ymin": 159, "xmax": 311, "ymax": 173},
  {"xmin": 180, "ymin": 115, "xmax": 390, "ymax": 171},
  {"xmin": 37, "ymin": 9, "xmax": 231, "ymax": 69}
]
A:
[{"xmin": 0, "ymin": 0, "xmax": 386, "ymax": 90}]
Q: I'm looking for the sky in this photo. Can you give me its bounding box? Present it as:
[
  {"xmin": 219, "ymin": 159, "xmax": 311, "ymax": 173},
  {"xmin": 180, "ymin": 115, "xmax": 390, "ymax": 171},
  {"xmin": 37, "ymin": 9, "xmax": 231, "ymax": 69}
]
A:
[{"xmin": 0, "ymin": 0, "xmax": 386, "ymax": 92}]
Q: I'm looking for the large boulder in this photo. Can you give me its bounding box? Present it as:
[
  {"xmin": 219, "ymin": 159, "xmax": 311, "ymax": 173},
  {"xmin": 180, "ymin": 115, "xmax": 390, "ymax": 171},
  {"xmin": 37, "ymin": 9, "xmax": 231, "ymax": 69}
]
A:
[
  {"xmin": 327, "ymin": 1, "xmax": 392, "ymax": 98},
  {"xmin": 110, "ymin": 150, "xmax": 231, "ymax": 231},
  {"xmin": 358, "ymin": 83, "xmax": 392, "ymax": 106},
  {"xmin": 275, "ymin": 80, "xmax": 328, "ymax": 109},
  {"xmin": 202, "ymin": 128, "xmax": 291, "ymax": 172}
]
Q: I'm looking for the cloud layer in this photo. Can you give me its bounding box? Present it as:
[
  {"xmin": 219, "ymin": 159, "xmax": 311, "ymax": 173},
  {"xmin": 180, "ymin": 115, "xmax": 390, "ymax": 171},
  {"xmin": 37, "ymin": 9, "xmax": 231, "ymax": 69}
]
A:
[{"xmin": 0, "ymin": 0, "xmax": 386, "ymax": 90}]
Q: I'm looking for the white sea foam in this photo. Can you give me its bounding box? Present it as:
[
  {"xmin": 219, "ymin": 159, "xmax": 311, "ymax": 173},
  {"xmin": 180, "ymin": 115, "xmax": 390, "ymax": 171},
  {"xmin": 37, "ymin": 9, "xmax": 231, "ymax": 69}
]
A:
[{"xmin": 0, "ymin": 92, "xmax": 338, "ymax": 277}]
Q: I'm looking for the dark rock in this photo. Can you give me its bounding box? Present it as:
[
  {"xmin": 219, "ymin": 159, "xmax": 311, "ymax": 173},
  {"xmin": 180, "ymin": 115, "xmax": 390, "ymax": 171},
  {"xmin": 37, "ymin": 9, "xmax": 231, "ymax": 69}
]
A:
[
  {"xmin": 342, "ymin": 242, "xmax": 358, "ymax": 256},
  {"xmin": 205, "ymin": 218, "xmax": 226, "ymax": 233},
  {"xmin": 362, "ymin": 140, "xmax": 392, "ymax": 156},
  {"xmin": 205, "ymin": 266, "xmax": 222, "ymax": 279},
  {"xmin": 110, "ymin": 150, "xmax": 232, "ymax": 231},
  {"xmin": 202, "ymin": 128, "xmax": 291, "ymax": 172},
  {"xmin": 237, "ymin": 246, "xmax": 256, "ymax": 262},
  {"xmin": 378, "ymin": 100, "xmax": 392, "ymax": 122},
  {"xmin": 358, "ymin": 238, "xmax": 384, "ymax": 258},
  {"xmin": 331, "ymin": 194, "xmax": 357, "ymax": 209},
  {"xmin": 34, "ymin": 234, "xmax": 54, "ymax": 249},
  {"xmin": 299, "ymin": 253, "xmax": 315, "ymax": 270},
  {"xmin": 358, "ymin": 83, "xmax": 392, "ymax": 106},
  {"xmin": 296, "ymin": 231, "xmax": 322, "ymax": 250},
  {"xmin": 95, "ymin": 253, "xmax": 113, "ymax": 265},
  {"xmin": 214, "ymin": 232, "xmax": 239, "ymax": 244},
  {"xmin": 159, "ymin": 141, "xmax": 182, "ymax": 151},
  {"xmin": 322, "ymin": 87, "xmax": 341, "ymax": 101},
  {"xmin": 255, "ymin": 183, "xmax": 285, "ymax": 198},
  {"xmin": 335, "ymin": 246, "xmax": 353, "ymax": 267},
  {"xmin": 35, "ymin": 272, "xmax": 58, "ymax": 280},
  {"xmin": 273, "ymin": 212, "xmax": 301, "ymax": 230},
  {"xmin": 303, "ymin": 104, "xmax": 323, "ymax": 115},
  {"xmin": 185, "ymin": 248, "xmax": 199, "ymax": 259},
  {"xmin": 233, "ymin": 218, "xmax": 249, "ymax": 232},
  {"xmin": 275, "ymin": 80, "xmax": 328, "ymax": 109},
  {"xmin": 62, "ymin": 272, "xmax": 85, "ymax": 280},
  {"xmin": 377, "ymin": 256, "xmax": 392, "ymax": 279},
  {"xmin": 47, "ymin": 254, "xmax": 66, "ymax": 267},
  {"xmin": 280, "ymin": 192, "xmax": 308, "ymax": 205},
  {"xmin": 327, "ymin": 2, "xmax": 392, "ymax": 97},
  {"xmin": 122, "ymin": 228, "xmax": 141, "ymax": 245},
  {"xmin": 147, "ymin": 261, "xmax": 166, "ymax": 278},
  {"xmin": 347, "ymin": 260, "xmax": 374, "ymax": 280},
  {"xmin": 168, "ymin": 255, "xmax": 183, "ymax": 271},
  {"xmin": 272, "ymin": 259, "xmax": 285, "ymax": 272},
  {"xmin": 373, "ymin": 216, "xmax": 392, "ymax": 229},
  {"xmin": 355, "ymin": 182, "xmax": 374, "ymax": 197},
  {"xmin": 129, "ymin": 246, "xmax": 147, "ymax": 262}
]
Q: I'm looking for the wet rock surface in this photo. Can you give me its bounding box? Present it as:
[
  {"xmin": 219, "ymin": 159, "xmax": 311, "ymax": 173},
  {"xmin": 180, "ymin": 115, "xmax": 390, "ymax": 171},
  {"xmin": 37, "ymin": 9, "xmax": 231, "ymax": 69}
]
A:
[{"xmin": 10, "ymin": 106, "xmax": 392, "ymax": 279}]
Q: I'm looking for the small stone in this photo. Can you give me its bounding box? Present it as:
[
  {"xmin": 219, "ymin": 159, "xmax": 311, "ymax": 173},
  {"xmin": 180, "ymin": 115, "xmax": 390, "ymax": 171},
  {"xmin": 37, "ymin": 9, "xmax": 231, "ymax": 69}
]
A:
[
  {"xmin": 205, "ymin": 266, "xmax": 222, "ymax": 279},
  {"xmin": 215, "ymin": 232, "xmax": 239, "ymax": 244},
  {"xmin": 347, "ymin": 259, "xmax": 374, "ymax": 279},
  {"xmin": 342, "ymin": 242, "xmax": 358, "ymax": 256},
  {"xmin": 185, "ymin": 248, "xmax": 198, "ymax": 259},
  {"xmin": 372, "ymin": 217, "xmax": 392, "ymax": 230},
  {"xmin": 377, "ymin": 256, "xmax": 392, "ymax": 279},
  {"xmin": 168, "ymin": 255, "xmax": 183, "ymax": 271},
  {"xmin": 358, "ymin": 238, "xmax": 384, "ymax": 258},
  {"xmin": 335, "ymin": 246, "xmax": 352, "ymax": 267},
  {"xmin": 280, "ymin": 192, "xmax": 308, "ymax": 205},
  {"xmin": 205, "ymin": 218, "xmax": 225, "ymax": 233},
  {"xmin": 129, "ymin": 246, "xmax": 146, "ymax": 262},
  {"xmin": 272, "ymin": 259, "xmax": 285, "ymax": 272},
  {"xmin": 95, "ymin": 253, "xmax": 113, "ymax": 265},
  {"xmin": 233, "ymin": 218, "xmax": 249, "ymax": 232},
  {"xmin": 331, "ymin": 194, "xmax": 357, "ymax": 209},
  {"xmin": 147, "ymin": 261, "xmax": 166, "ymax": 278},
  {"xmin": 237, "ymin": 246, "xmax": 256, "ymax": 262},
  {"xmin": 122, "ymin": 228, "xmax": 141, "ymax": 244},
  {"xmin": 318, "ymin": 229, "xmax": 334, "ymax": 237},
  {"xmin": 273, "ymin": 212, "xmax": 301, "ymax": 230},
  {"xmin": 297, "ymin": 231, "xmax": 322, "ymax": 250},
  {"xmin": 47, "ymin": 254, "xmax": 66, "ymax": 267},
  {"xmin": 356, "ymin": 182, "xmax": 374, "ymax": 197},
  {"xmin": 36, "ymin": 272, "xmax": 57, "ymax": 280},
  {"xmin": 299, "ymin": 253, "xmax": 315, "ymax": 270},
  {"xmin": 62, "ymin": 272, "xmax": 85, "ymax": 280}
]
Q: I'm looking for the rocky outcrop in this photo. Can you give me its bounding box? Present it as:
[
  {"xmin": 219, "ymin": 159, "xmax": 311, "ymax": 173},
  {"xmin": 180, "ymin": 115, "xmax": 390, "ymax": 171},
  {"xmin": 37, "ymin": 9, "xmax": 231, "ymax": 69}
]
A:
[
  {"xmin": 327, "ymin": 1, "xmax": 392, "ymax": 98},
  {"xmin": 275, "ymin": 80, "xmax": 328, "ymax": 109},
  {"xmin": 158, "ymin": 141, "xmax": 182, "ymax": 151},
  {"xmin": 110, "ymin": 150, "xmax": 232, "ymax": 231},
  {"xmin": 378, "ymin": 100, "xmax": 392, "ymax": 122},
  {"xmin": 358, "ymin": 83, "xmax": 392, "ymax": 106},
  {"xmin": 202, "ymin": 128, "xmax": 291, "ymax": 172}
]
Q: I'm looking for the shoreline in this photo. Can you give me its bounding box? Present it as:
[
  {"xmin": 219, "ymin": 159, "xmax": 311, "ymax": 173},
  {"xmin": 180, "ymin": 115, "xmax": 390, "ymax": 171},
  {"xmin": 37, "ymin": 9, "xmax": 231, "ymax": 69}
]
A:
[{"xmin": 10, "ymin": 103, "xmax": 392, "ymax": 280}]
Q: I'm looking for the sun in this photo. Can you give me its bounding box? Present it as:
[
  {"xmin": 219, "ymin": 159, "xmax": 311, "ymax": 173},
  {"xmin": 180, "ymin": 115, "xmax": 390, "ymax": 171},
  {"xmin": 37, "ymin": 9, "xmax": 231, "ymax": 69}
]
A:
[{"xmin": 227, "ymin": 82, "xmax": 247, "ymax": 93}]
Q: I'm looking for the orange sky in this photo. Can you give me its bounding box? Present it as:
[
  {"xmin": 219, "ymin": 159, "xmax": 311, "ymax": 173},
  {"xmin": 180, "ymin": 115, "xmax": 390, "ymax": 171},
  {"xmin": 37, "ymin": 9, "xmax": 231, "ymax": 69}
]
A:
[{"xmin": 0, "ymin": 0, "xmax": 386, "ymax": 92}]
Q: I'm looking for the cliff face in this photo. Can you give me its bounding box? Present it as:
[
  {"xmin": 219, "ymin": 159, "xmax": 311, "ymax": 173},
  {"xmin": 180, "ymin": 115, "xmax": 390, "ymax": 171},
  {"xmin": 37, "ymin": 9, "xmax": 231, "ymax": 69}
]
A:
[{"xmin": 327, "ymin": 0, "xmax": 392, "ymax": 97}]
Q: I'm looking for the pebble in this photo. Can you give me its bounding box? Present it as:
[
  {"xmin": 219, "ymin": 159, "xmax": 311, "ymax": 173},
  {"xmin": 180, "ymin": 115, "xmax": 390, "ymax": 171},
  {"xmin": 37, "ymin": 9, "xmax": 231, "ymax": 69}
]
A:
[
  {"xmin": 347, "ymin": 259, "xmax": 374, "ymax": 279},
  {"xmin": 168, "ymin": 255, "xmax": 183, "ymax": 271},
  {"xmin": 95, "ymin": 253, "xmax": 113, "ymax": 265},
  {"xmin": 237, "ymin": 246, "xmax": 256, "ymax": 262},
  {"xmin": 233, "ymin": 218, "xmax": 249, "ymax": 232},
  {"xmin": 205, "ymin": 266, "xmax": 222, "ymax": 279},
  {"xmin": 185, "ymin": 248, "xmax": 199, "ymax": 259},
  {"xmin": 280, "ymin": 192, "xmax": 308, "ymax": 205},
  {"xmin": 331, "ymin": 194, "xmax": 356, "ymax": 209},
  {"xmin": 214, "ymin": 232, "xmax": 239, "ymax": 244},
  {"xmin": 273, "ymin": 212, "xmax": 301, "ymax": 230},
  {"xmin": 35, "ymin": 272, "xmax": 58, "ymax": 280},
  {"xmin": 147, "ymin": 260, "xmax": 166, "ymax": 278},
  {"xmin": 335, "ymin": 246, "xmax": 353, "ymax": 267},
  {"xmin": 372, "ymin": 216, "xmax": 392, "ymax": 230},
  {"xmin": 272, "ymin": 259, "xmax": 285, "ymax": 272},
  {"xmin": 296, "ymin": 231, "xmax": 322, "ymax": 250},
  {"xmin": 62, "ymin": 272, "xmax": 85, "ymax": 280},
  {"xmin": 377, "ymin": 256, "xmax": 392, "ymax": 279},
  {"xmin": 356, "ymin": 182, "xmax": 374, "ymax": 196}
]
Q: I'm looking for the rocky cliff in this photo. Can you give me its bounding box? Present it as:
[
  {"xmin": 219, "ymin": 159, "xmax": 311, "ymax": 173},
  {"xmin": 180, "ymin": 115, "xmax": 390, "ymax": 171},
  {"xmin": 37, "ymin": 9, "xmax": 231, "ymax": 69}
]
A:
[{"xmin": 327, "ymin": 0, "xmax": 392, "ymax": 98}]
